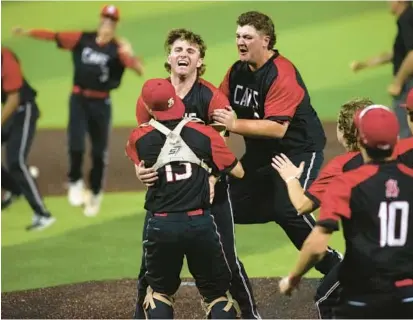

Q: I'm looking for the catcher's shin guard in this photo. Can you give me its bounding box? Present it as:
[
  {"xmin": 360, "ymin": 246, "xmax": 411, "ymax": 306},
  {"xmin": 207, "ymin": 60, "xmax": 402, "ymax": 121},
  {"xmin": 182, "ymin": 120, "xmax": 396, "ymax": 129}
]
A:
[
  {"xmin": 202, "ymin": 291, "xmax": 241, "ymax": 319},
  {"xmin": 143, "ymin": 286, "xmax": 174, "ymax": 319}
]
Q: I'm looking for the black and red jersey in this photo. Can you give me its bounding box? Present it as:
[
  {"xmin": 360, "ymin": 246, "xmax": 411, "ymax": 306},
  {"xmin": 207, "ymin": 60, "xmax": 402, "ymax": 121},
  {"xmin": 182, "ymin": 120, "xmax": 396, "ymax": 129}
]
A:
[
  {"xmin": 136, "ymin": 78, "xmax": 230, "ymax": 125},
  {"xmin": 318, "ymin": 161, "xmax": 413, "ymax": 293},
  {"xmin": 220, "ymin": 50, "xmax": 326, "ymax": 170},
  {"xmin": 1, "ymin": 47, "xmax": 37, "ymax": 104},
  {"xmin": 394, "ymin": 137, "xmax": 413, "ymax": 168},
  {"xmin": 126, "ymin": 120, "xmax": 238, "ymax": 213},
  {"xmin": 28, "ymin": 29, "xmax": 141, "ymax": 92}
]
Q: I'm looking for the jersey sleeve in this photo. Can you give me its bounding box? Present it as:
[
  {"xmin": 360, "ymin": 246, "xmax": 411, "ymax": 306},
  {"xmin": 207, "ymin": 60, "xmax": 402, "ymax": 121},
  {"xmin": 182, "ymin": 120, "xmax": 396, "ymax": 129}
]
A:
[
  {"xmin": 1, "ymin": 49, "xmax": 23, "ymax": 93},
  {"xmin": 136, "ymin": 96, "xmax": 151, "ymax": 125},
  {"xmin": 29, "ymin": 29, "xmax": 81, "ymax": 50},
  {"xmin": 395, "ymin": 138, "xmax": 413, "ymax": 168},
  {"xmin": 264, "ymin": 58, "xmax": 305, "ymax": 121},
  {"xmin": 317, "ymin": 176, "xmax": 352, "ymax": 232},
  {"xmin": 218, "ymin": 66, "xmax": 231, "ymax": 99},
  {"xmin": 305, "ymin": 156, "xmax": 345, "ymax": 209},
  {"xmin": 125, "ymin": 128, "xmax": 141, "ymax": 165},
  {"xmin": 208, "ymin": 89, "xmax": 231, "ymax": 118}
]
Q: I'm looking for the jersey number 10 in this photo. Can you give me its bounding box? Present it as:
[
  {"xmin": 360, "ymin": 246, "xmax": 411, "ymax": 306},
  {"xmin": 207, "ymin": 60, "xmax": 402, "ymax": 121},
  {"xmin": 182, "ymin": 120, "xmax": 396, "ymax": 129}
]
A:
[{"xmin": 378, "ymin": 201, "xmax": 410, "ymax": 247}]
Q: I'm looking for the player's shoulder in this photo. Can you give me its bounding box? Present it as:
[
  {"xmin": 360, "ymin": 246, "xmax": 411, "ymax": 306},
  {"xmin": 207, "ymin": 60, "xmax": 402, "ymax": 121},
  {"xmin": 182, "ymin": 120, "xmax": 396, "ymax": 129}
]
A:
[
  {"xmin": 1, "ymin": 46, "xmax": 17, "ymax": 62},
  {"xmin": 128, "ymin": 124, "xmax": 154, "ymax": 143},
  {"xmin": 185, "ymin": 120, "xmax": 216, "ymax": 137},
  {"xmin": 198, "ymin": 78, "xmax": 218, "ymax": 92},
  {"xmin": 395, "ymin": 137, "xmax": 413, "ymax": 155},
  {"xmin": 397, "ymin": 162, "xmax": 413, "ymax": 178},
  {"xmin": 336, "ymin": 163, "xmax": 379, "ymax": 188}
]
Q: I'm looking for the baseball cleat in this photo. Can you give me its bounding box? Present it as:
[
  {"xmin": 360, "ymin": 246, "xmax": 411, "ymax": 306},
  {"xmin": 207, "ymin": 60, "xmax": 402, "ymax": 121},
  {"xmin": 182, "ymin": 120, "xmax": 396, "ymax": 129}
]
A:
[
  {"xmin": 68, "ymin": 179, "xmax": 85, "ymax": 206},
  {"xmin": 83, "ymin": 191, "xmax": 102, "ymax": 217},
  {"xmin": 26, "ymin": 214, "xmax": 56, "ymax": 231}
]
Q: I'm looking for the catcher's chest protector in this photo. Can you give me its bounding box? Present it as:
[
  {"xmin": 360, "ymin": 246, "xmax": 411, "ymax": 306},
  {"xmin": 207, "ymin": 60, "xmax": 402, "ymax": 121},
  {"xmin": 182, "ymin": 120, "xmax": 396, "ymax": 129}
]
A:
[{"xmin": 149, "ymin": 118, "xmax": 211, "ymax": 173}]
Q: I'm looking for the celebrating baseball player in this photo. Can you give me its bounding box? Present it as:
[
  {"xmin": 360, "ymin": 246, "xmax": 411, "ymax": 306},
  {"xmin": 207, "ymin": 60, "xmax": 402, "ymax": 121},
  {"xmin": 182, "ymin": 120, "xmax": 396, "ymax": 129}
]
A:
[
  {"xmin": 12, "ymin": 4, "xmax": 144, "ymax": 216},
  {"xmin": 125, "ymin": 78, "xmax": 244, "ymax": 319}
]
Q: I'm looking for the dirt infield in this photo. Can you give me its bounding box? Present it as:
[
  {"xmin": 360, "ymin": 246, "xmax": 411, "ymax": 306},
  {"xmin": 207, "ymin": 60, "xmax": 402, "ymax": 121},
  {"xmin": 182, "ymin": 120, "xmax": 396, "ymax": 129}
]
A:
[
  {"xmin": 2, "ymin": 122, "xmax": 341, "ymax": 319},
  {"xmin": 1, "ymin": 278, "xmax": 320, "ymax": 319}
]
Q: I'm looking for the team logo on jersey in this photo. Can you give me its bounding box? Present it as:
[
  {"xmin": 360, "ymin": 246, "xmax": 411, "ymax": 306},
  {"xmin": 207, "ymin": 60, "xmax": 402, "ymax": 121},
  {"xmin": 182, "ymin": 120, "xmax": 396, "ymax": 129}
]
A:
[
  {"xmin": 233, "ymin": 85, "xmax": 260, "ymax": 118},
  {"xmin": 385, "ymin": 179, "xmax": 399, "ymax": 198},
  {"xmin": 81, "ymin": 47, "xmax": 110, "ymax": 66}
]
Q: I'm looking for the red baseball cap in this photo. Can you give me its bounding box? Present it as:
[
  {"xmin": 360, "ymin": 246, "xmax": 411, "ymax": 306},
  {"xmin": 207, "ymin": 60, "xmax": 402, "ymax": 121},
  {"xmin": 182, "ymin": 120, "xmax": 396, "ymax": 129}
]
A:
[
  {"xmin": 354, "ymin": 105, "xmax": 399, "ymax": 150},
  {"xmin": 140, "ymin": 78, "xmax": 185, "ymax": 121},
  {"xmin": 100, "ymin": 5, "xmax": 120, "ymax": 21},
  {"xmin": 401, "ymin": 88, "xmax": 413, "ymax": 111}
]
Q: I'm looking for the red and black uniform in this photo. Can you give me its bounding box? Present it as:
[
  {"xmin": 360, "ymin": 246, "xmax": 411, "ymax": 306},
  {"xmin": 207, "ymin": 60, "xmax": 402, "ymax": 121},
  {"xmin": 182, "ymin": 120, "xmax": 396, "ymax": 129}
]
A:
[
  {"xmin": 125, "ymin": 120, "xmax": 238, "ymax": 316},
  {"xmin": 1, "ymin": 47, "xmax": 51, "ymax": 218},
  {"xmin": 28, "ymin": 29, "xmax": 140, "ymax": 195},
  {"xmin": 318, "ymin": 160, "xmax": 413, "ymax": 318},
  {"xmin": 394, "ymin": 136, "xmax": 413, "ymax": 167},
  {"xmin": 220, "ymin": 50, "xmax": 340, "ymax": 272},
  {"xmin": 135, "ymin": 78, "xmax": 260, "ymax": 319}
]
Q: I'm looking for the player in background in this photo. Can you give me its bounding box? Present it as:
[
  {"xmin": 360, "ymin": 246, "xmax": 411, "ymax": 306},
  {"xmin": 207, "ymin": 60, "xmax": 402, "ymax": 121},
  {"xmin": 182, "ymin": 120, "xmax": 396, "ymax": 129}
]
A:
[
  {"xmin": 134, "ymin": 29, "xmax": 260, "ymax": 319},
  {"xmin": 212, "ymin": 11, "xmax": 342, "ymax": 318},
  {"xmin": 396, "ymin": 87, "xmax": 413, "ymax": 165},
  {"xmin": 279, "ymin": 105, "xmax": 413, "ymax": 318},
  {"xmin": 1, "ymin": 46, "xmax": 56, "ymax": 231},
  {"xmin": 12, "ymin": 4, "xmax": 144, "ymax": 216},
  {"xmin": 126, "ymin": 78, "xmax": 243, "ymax": 319}
]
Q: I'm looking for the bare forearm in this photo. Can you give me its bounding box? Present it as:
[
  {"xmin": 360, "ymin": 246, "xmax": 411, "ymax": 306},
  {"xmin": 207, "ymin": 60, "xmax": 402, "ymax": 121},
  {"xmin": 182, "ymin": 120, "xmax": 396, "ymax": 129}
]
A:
[
  {"xmin": 232, "ymin": 119, "xmax": 287, "ymax": 138},
  {"xmin": 290, "ymin": 238, "xmax": 326, "ymax": 278},
  {"xmin": 366, "ymin": 52, "xmax": 393, "ymax": 67},
  {"xmin": 1, "ymin": 93, "xmax": 20, "ymax": 125},
  {"xmin": 395, "ymin": 51, "xmax": 413, "ymax": 84},
  {"xmin": 229, "ymin": 162, "xmax": 244, "ymax": 179},
  {"xmin": 286, "ymin": 179, "xmax": 314, "ymax": 214}
]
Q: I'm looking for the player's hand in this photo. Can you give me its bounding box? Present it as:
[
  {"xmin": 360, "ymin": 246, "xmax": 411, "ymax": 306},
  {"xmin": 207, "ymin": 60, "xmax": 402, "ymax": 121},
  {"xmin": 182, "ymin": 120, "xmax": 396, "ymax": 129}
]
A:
[
  {"xmin": 279, "ymin": 275, "xmax": 300, "ymax": 296},
  {"xmin": 271, "ymin": 154, "xmax": 304, "ymax": 183},
  {"xmin": 135, "ymin": 161, "xmax": 158, "ymax": 187},
  {"xmin": 208, "ymin": 175, "xmax": 218, "ymax": 204},
  {"xmin": 349, "ymin": 60, "xmax": 367, "ymax": 73},
  {"xmin": 12, "ymin": 26, "xmax": 28, "ymax": 36},
  {"xmin": 387, "ymin": 81, "xmax": 402, "ymax": 97},
  {"xmin": 211, "ymin": 106, "xmax": 237, "ymax": 132}
]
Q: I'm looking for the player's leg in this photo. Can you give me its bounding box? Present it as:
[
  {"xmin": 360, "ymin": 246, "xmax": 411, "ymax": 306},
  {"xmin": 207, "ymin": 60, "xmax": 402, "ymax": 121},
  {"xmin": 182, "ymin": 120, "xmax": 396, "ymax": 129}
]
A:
[
  {"xmin": 143, "ymin": 214, "xmax": 185, "ymax": 319},
  {"xmin": 67, "ymin": 94, "xmax": 88, "ymax": 206},
  {"xmin": 6, "ymin": 102, "xmax": 55, "ymax": 230},
  {"xmin": 185, "ymin": 210, "xmax": 239, "ymax": 319},
  {"xmin": 212, "ymin": 179, "xmax": 261, "ymax": 319},
  {"xmin": 314, "ymin": 263, "xmax": 341, "ymax": 319},
  {"xmin": 133, "ymin": 211, "xmax": 150, "ymax": 319},
  {"xmin": 84, "ymin": 97, "xmax": 111, "ymax": 216}
]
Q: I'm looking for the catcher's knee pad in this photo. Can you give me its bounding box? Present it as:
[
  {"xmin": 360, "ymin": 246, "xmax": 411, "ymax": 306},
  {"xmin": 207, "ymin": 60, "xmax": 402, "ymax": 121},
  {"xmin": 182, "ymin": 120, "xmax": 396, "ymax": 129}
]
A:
[
  {"xmin": 202, "ymin": 291, "xmax": 241, "ymax": 319},
  {"xmin": 143, "ymin": 286, "xmax": 174, "ymax": 319}
]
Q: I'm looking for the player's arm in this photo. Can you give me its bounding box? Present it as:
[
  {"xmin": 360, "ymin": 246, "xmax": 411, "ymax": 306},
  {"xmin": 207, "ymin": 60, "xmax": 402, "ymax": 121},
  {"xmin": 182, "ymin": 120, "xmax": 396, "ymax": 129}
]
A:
[
  {"xmin": 207, "ymin": 126, "xmax": 244, "ymax": 178},
  {"xmin": 350, "ymin": 52, "xmax": 393, "ymax": 72},
  {"xmin": 1, "ymin": 49, "xmax": 23, "ymax": 125},
  {"xmin": 214, "ymin": 63, "xmax": 304, "ymax": 139},
  {"xmin": 12, "ymin": 26, "xmax": 81, "ymax": 51},
  {"xmin": 117, "ymin": 38, "xmax": 144, "ymax": 76},
  {"xmin": 279, "ymin": 177, "xmax": 350, "ymax": 296},
  {"xmin": 208, "ymin": 89, "xmax": 232, "ymax": 141}
]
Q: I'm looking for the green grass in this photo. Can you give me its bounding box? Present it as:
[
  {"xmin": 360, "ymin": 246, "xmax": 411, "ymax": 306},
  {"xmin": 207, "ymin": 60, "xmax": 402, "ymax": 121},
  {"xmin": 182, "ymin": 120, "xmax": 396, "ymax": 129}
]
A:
[
  {"xmin": 1, "ymin": 193, "xmax": 345, "ymax": 292},
  {"xmin": 1, "ymin": 1, "xmax": 395, "ymax": 128}
]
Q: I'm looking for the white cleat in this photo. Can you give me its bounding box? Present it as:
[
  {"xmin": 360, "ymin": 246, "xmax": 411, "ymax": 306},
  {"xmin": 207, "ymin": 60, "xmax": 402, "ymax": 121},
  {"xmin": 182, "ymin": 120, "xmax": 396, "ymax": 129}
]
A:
[
  {"xmin": 83, "ymin": 191, "xmax": 102, "ymax": 217},
  {"xmin": 68, "ymin": 180, "xmax": 85, "ymax": 207}
]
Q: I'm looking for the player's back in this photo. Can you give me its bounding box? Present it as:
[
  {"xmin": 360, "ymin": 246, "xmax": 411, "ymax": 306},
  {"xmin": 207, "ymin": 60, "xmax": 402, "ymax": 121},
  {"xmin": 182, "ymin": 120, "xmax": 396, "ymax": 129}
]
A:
[
  {"xmin": 134, "ymin": 120, "xmax": 220, "ymax": 213},
  {"xmin": 339, "ymin": 160, "xmax": 413, "ymax": 293},
  {"xmin": 395, "ymin": 136, "xmax": 413, "ymax": 167}
]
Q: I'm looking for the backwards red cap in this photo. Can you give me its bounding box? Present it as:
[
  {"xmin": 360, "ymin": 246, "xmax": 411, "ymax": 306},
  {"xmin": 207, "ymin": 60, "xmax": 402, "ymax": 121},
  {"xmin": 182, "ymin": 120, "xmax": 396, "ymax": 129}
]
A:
[
  {"xmin": 401, "ymin": 88, "xmax": 413, "ymax": 111},
  {"xmin": 140, "ymin": 78, "xmax": 185, "ymax": 121},
  {"xmin": 100, "ymin": 5, "xmax": 120, "ymax": 21},
  {"xmin": 354, "ymin": 105, "xmax": 399, "ymax": 150}
]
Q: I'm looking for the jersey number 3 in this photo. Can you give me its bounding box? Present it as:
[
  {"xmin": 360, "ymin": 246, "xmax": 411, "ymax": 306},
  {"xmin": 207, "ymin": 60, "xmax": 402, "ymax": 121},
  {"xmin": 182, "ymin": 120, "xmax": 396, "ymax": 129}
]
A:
[
  {"xmin": 165, "ymin": 163, "xmax": 192, "ymax": 182},
  {"xmin": 378, "ymin": 201, "xmax": 410, "ymax": 247}
]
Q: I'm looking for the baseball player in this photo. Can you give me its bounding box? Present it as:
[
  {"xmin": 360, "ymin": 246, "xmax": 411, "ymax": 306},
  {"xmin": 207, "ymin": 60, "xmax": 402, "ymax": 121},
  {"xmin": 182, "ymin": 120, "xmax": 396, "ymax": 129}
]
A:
[
  {"xmin": 279, "ymin": 105, "xmax": 413, "ymax": 319},
  {"xmin": 396, "ymin": 88, "xmax": 413, "ymax": 166},
  {"xmin": 125, "ymin": 78, "xmax": 244, "ymax": 319},
  {"xmin": 211, "ymin": 10, "xmax": 342, "ymax": 315},
  {"xmin": 134, "ymin": 29, "xmax": 260, "ymax": 319},
  {"xmin": 12, "ymin": 4, "xmax": 144, "ymax": 216},
  {"xmin": 1, "ymin": 46, "xmax": 55, "ymax": 231}
]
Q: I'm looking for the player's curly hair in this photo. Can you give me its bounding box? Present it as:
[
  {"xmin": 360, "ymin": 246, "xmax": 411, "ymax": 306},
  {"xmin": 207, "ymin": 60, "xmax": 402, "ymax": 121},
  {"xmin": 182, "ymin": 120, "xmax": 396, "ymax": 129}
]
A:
[
  {"xmin": 337, "ymin": 98, "xmax": 374, "ymax": 152},
  {"xmin": 164, "ymin": 28, "xmax": 207, "ymax": 76},
  {"xmin": 237, "ymin": 11, "xmax": 276, "ymax": 49}
]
